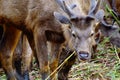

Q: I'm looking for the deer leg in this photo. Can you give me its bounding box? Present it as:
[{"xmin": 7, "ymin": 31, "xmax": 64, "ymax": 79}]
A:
[
  {"xmin": 58, "ymin": 48, "xmax": 76, "ymax": 80},
  {"xmin": 37, "ymin": 41, "xmax": 49, "ymax": 80},
  {"xmin": 0, "ymin": 25, "xmax": 22, "ymax": 80},
  {"xmin": 22, "ymin": 35, "xmax": 33, "ymax": 80},
  {"xmin": 47, "ymin": 42, "xmax": 62, "ymax": 80},
  {"xmin": 0, "ymin": 54, "xmax": 17, "ymax": 80},
  {"xmin": 13, "ymin": 33, "xmax": 23, "ymax": 77},
  {"xmin": 33, "ymin": 29, "xmax": 50, "ymax": 80},
  {"xmin": 14, "ymin": 58, "xmax": 22, "ymax": 78}
]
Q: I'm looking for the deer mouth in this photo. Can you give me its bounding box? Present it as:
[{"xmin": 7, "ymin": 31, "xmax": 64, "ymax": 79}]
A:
[{"xmin": 78, "ymin": 51, "xmax": 90, "ymax": 61}]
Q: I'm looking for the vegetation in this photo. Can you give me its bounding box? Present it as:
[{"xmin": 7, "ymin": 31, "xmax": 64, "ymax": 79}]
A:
[
  {"xmin": 1, "ymin": 37, "xmax": 120, "ymax": 80},
  {"xmin": 68, "ymin": 37, "xmax": 120, "ymax": 80},
  {"xmin": 67, "ymin": 6, "xmax": 120, "ymax": 79},
  {"xmin": 0, "ymin": 3, "xmax": 120, "ymax": 80}
]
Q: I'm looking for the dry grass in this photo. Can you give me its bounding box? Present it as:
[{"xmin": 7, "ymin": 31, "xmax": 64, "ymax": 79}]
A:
[
  {"xmin": 68, "ymin": 37, "xmax": 120, "ymax": 80},
  {"xmin": 0, "ymin": 37, "xmax": 120, "ymax": 80}
]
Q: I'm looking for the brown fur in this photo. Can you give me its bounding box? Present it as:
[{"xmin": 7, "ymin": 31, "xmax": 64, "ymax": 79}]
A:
[
  {"xmin": 115, "ymin": 0, "xmax": 120, "ymax": 13},
  {"xmin": 13, "ymin": 34, "xmax": 33, "ymax": 80},
  {"xmin": 96, "ymin": 0, "xmax": 120, "ymax": 47},
  {"xmin": 0, "ymin": 25, "xmax": 33, "ymax": 80},
  {"xmin": 22, "ymin": 35, "xmax": 33, "ymax": 76},
  {"xmin": 0, "ymin": 0, "xmax": 101, "ymax": 80},
  {"xmin": 107, "ymin": 0, "xmax": 120, "ymax": 13},
  {"xmin": 0, "ymin": 25, "xmax": 21, "ymax": 80}
]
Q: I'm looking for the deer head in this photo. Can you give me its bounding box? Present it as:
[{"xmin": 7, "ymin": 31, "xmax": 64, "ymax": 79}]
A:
[{"xmin": 54, "ymin": 0, "xmax": 101, "ymax": 61}]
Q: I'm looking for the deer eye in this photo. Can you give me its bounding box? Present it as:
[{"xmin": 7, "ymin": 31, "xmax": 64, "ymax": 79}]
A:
[
  {"xmin": 72, "ymin": 31, "xmax": 76, "ymax": 37},
  {"xmin": 90, "ymin": 33, "xmax": 94, "ymax": 37}
]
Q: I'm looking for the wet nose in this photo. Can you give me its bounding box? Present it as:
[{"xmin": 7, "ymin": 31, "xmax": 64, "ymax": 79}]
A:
[{"xmin": 79, "ymin": 51, "xmax": 89, "ymax": 60}]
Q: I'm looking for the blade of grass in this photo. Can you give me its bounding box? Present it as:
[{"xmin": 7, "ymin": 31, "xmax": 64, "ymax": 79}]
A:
[
  {"xmin": 105, "ymin": 5, "xmax": 120, "ymax": 26},
  {"xmin": 45, "ymin": 51, "xmax": 76, "ymax": 80}
]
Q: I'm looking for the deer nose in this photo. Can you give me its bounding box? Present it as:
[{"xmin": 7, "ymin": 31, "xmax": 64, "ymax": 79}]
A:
[{"xmin": 79, "ymin": 51, "xmax": 89, "ymax": 60}]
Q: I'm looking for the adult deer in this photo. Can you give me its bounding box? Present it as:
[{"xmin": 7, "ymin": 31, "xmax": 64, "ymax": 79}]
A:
[{"xmin": 0, "ymin": 0, "xmax": 101, "ymax": 80}]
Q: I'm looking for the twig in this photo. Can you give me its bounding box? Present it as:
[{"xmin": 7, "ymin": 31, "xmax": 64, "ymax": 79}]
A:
[{"xmin": 45, "ymin": 51, "xmax": 76, "ymax": 80}]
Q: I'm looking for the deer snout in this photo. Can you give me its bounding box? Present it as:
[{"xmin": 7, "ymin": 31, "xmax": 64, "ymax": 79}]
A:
[{"xmin": 78, "ymin": 51, "xmax": 90, "ymax": 61}]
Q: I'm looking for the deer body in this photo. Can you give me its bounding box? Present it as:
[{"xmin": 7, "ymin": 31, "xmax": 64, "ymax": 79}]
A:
[
  {"xmin": 0, "ymin": 0, "xmax": 101, "ymax": 80},
  {"xmin": 96, "ymin": 0, "xmax": 120, "ymax": 47}
]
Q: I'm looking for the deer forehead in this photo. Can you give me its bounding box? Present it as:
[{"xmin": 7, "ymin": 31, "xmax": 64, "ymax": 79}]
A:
[
  {"xmin": 71, "ymin": 17, "xmax": 95, "ymax": 29},
  {"xmin": 72, "ymin": 26, "xmax": 94, "ymax": 37}
]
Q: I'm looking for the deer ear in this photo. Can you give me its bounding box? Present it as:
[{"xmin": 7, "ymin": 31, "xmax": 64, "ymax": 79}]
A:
[
  {"xmin": 54, "ymin": 12, "xmax": 70, "ymax": 24},
  {"xmin": 45, "ymin": 30, "xmax": 65, "ymax": 43},
  {"xmin": 95, "ymin": 9, "xmax": 105, "ymax": 21},
  {"xmin": 94, "ymin": 30, "xmax": 101, "ymax": 44}
]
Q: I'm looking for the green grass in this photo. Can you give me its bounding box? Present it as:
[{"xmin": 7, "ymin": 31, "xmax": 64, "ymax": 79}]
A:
[
  {"xmin": 0, "ymin": 35, "xmax": 120, "ymax": 80},
  {"xmin": 0, "ymin": 74, "xmax": 6, "ymax": 80},
  {"xmin": 69, "ymin": 37, "xmax": 120, "ymax": 80}
]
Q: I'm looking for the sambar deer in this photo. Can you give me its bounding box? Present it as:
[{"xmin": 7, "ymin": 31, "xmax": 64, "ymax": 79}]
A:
[
  {"xmin": 95, "ymin": 0, "xmax": 120, "ymax": 47},
  {"xmin": 0, "ymin": 24, "xmax": 33, "ymax": 80},
  {"xmin": 0, "ymin": 24, "xmax": 22, "ymax": 80},
  {"xmin": 0, "ymin": 0, "xmax": 101, "ymax": 80},
  {"xmin": 13, "ymin": 34, "xmax": 33, "ymax": 80}
]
